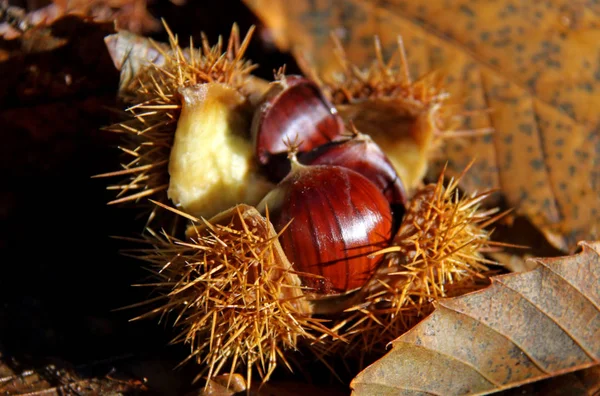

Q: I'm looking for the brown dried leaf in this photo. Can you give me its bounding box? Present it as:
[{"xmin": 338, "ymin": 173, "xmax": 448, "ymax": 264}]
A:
[
  {"xmin": 243, "ymin": 0, "xmax": 600, "ymax": 252},
  {"xmin": 350, "ymin": 241, "xmax": 600, "ymax": 395}
]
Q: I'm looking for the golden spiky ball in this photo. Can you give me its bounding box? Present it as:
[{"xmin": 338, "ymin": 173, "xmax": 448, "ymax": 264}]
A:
[
  {"xmin": 127, "ymin": 204, "xmax": 335, "ymax": 387},
  {"xmin": 387, "ymin": 169, "xmax": 501, "ymax": 301},
  {"xmin": 94, "ymin": 23, "xmax": 258, "ymax": 228}
]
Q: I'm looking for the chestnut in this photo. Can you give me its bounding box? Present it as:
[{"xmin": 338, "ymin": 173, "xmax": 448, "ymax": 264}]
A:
[
  {"xmin": 251, "ymin": 75, "xmax": 344, "ymax": 169},
  {"xmin": 299, "ymin": 132, "xmax": 407, "ymax": 209},
  {"xmin": 256, "ymin": 155, "xmax": 393, "ymax": 295}
]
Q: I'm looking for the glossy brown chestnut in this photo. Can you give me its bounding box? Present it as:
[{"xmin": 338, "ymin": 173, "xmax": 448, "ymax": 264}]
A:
[
  {"xmin": 256, "ymin": 159, "xmax": 393, "ymax": 295},
  {"xmin": 251, "ymin": 75, "xmax": 344, "ymax": 167},
  {"xmin": 299, "ymin": 132, "xmax": 407, "ymax": 208}
]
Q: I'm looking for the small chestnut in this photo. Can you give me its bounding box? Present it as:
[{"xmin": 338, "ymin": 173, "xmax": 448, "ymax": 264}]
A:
[
  {"xmin": 251, "ymin": 75, "xmax": 344, "ymax": 168},
  {"xmin": 256, "ymin": 155, "xmax": 393, "ymax": 295},
  {"xmin": 299, "ymin": 132, "xmax": 407, "ymax": 209}
]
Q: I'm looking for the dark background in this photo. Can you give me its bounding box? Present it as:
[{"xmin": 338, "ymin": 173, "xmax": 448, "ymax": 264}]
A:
[{"xmin": 0, "ymin": 1, "xmax": 304, "ymax": 394}]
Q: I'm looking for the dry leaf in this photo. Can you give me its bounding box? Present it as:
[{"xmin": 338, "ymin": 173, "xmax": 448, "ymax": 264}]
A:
[
  {"xmin": 350, "ymin": 240, "xmax": 600, "ymax": 395},
  {"xmin": 242, "ymin": 0, "xmax": 600, "ymax": 252}
]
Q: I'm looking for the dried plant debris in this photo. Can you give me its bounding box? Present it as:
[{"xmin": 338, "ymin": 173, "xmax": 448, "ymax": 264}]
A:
[
  {"xmin": 123, "ymin": 204, "xmax": 336, "ymax": 388},
  {"xmin": 0, "ymin": 3, "xmax": 68, "ymax": 55},
  {"xmin": 0, "ymin": 0, "xmax": 184, "ymax": 38},
  {"xmin": 0, "ymin": 355, "xmax": 147, "ymax": 395},
  {"xmin": 198, "ymin": 373, "xmax": 247, "ymax": 395}
]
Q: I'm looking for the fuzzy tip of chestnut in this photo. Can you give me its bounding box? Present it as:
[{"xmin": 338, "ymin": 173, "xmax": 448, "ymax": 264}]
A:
[
  {"xmin": 257, "ymin": 153, "xmax": 394, "ymax": 296},
  {"xmin": 251, "ymin": 74, "xmax": 344, "ymax": 168}
]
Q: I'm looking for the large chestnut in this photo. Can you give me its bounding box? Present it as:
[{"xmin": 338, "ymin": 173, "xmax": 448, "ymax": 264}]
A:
[
  {"xmin": 256, "ymin": 156, "xmax": 393, "ymax": 295},
  {"xmin": 251, "ymin": 75, "xmax": 344, "ymax": 169}
]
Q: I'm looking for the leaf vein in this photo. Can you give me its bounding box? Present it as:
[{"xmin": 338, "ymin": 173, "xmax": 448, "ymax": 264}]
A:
[
  {"xmin": 397, "ymin": 332, "xmax": 502, "ymax": 388},
  {"xmin": 536, "ymin": 258, "xmax": 600, "ymax": 312},
  {"xmin": 438, "ymin": 293, "xmax": 550, "ymax": 375},
  {"xmin": 496, "ymin": 274, "xmax": 598, "ymax": 361}
]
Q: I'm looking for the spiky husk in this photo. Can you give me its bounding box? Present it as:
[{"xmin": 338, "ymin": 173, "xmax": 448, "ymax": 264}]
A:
[
  {"xmin": 309, "ymin": 35, "xmax": 449, "ymax": 139},
  {"xmin": 318, "ymin": 163, "xmax": 506, "ymax": 359},
  {"xmin": 303, "ymin": 36, "xmax": 493, "ymax": 193},
  {"xmin": 320, "ymin": 36, "xmax": 445, "ymax": 112},
  {"xmin": 316, "ymin": 35, "xmax": 493, "ymax": 142},
  {"xmin": 94, "ymin": 23, "xmax": 258, "ymax": 228},
  {"xmin": 126, "ymin": 204, "xmax": 336, "ymax": 387}
]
